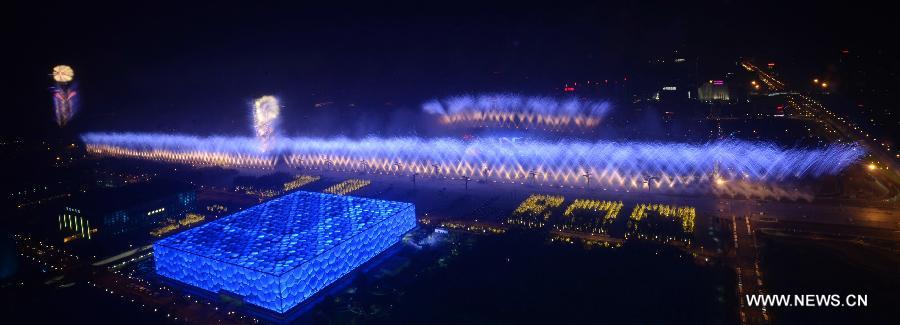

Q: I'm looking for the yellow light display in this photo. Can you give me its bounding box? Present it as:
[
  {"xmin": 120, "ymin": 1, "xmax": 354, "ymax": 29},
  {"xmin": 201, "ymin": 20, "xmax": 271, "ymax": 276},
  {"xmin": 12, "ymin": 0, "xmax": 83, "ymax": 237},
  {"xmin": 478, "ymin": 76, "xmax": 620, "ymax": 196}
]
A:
[
  {"xmin": 253, "ymin": 95, "xmax": 280, "ymax": 150},
  {"xmin": 629, "ymin": 203, "xmax": 696, "ymax": 233},
  {"xmin": 322, "ymin": 179, "xmax": 371, "ymax": 195},
  {"xmin": 557, "ymin": 199, "xmax": 623, "ymax": 233},
  {"xmin": 151, "ymin": 213, "xmax": 206, "ymax": 237},
  {"xmin": 283, "ymin": 175, "xmax": 320, "ymax": 191},
  {"xmin": 506, "ymin": 194, "xmax": 564, "ymax": 228},
  {"xmin": 52, "ymin": 65, "xmax": 74, "ymax": 83}
]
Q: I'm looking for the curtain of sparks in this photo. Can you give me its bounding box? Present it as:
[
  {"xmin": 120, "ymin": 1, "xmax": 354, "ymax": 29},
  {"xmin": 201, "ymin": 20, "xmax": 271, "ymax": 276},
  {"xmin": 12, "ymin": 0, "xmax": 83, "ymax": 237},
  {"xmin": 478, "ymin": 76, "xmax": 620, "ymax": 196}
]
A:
[
  {"xmin": 422, "ymin": 94, "xmax": 613, "ymax": 130},
  {"xmin": 82, "ymin": 133, "xmax": 863, "ymax": 193}
]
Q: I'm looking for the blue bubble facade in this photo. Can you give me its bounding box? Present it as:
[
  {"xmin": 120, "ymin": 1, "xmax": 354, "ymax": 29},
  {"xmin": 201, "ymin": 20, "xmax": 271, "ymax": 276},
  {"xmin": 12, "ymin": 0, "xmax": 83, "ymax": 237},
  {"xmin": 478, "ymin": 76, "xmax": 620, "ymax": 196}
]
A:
[{"xmin": 154, "ymin": 191, "xmax": 416, "ymax": 313}]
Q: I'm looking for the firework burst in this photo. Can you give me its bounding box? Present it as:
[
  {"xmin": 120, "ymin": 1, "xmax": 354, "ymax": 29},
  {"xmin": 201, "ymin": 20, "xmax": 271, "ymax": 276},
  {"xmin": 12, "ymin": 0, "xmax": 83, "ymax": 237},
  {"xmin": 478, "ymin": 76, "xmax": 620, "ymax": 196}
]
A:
[{"xmin": 253, "ymin": 96, "xmax": 280, "ymax": 150}]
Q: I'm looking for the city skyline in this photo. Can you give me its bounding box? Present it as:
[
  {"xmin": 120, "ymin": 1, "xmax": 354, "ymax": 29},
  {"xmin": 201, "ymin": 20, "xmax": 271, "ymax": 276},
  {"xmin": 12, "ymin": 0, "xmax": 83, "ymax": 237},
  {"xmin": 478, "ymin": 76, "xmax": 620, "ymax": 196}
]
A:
[{"xmin": 3, "ymin": 1, "xmax": 897, "ymax": 324}]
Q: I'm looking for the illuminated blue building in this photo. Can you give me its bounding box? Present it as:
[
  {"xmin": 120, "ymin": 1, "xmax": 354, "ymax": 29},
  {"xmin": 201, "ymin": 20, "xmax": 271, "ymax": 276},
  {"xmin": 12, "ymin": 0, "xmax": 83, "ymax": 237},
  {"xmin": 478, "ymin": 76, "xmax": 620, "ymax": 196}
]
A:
[{"xmin": 154, "ymin": 191, "xmax": 416, "ymax": 313}]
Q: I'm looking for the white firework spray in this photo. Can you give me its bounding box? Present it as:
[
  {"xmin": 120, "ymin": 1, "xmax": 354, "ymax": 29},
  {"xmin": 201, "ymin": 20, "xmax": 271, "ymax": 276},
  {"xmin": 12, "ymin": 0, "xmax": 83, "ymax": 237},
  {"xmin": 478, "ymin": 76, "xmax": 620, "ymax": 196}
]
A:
[{"xmin": 252, "ymin": 95, "xmax": 280, "ymax": 151}]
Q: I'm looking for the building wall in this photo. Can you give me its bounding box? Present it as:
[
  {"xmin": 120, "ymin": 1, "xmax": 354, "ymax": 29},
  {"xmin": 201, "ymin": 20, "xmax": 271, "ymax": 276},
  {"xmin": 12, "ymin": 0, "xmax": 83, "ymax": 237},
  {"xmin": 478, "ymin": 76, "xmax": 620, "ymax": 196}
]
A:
[
  {"xmin": 278, "ymin": 205, "xmax": 416, "ymax": 312},
  {"xmin": 154, "ymin": 244, "xmax": 283, "ymax": 310}
]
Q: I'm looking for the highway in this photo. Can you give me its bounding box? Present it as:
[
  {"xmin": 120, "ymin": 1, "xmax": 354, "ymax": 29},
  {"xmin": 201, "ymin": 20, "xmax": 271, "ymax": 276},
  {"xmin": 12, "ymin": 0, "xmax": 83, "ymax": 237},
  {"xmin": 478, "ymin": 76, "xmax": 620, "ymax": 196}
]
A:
[{"xmin": 740, "ymin": 60, "xmax": 900, "ymax": 204}]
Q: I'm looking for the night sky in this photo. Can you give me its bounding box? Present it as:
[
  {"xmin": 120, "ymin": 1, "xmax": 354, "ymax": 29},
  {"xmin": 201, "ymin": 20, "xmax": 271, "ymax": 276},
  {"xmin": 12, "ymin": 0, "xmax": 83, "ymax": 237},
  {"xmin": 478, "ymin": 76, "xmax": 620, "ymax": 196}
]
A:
[{"xmin": 8, "ymin": 1, "xmax": 893, "ymax": 137}]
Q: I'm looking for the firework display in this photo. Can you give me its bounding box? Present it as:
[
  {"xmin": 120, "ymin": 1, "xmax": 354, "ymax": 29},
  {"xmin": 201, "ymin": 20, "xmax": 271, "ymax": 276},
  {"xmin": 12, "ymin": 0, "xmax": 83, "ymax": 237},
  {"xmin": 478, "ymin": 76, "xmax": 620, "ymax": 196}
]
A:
[
  {"xmin": 423, "ymin": 94, "xmax": 612, "ymax": 130},
  {"xmin": 83, "ymin": 133, "xmax": 863, "ymax": 194},
  {"xmin": 51, "ymin": 65, "xmax": 77, "ymax": 127},
  {"xmin": 252, "ymin": 95, "xmax": 280, "ymax": 150}
]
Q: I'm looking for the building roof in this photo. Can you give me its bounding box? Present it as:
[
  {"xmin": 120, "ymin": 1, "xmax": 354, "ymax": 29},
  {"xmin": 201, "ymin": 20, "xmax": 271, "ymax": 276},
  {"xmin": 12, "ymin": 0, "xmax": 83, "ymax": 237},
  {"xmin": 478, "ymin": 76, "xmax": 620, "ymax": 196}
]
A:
[{"xmin": 155, "ymin": 191, "xmax": 413, "ymax": 275}]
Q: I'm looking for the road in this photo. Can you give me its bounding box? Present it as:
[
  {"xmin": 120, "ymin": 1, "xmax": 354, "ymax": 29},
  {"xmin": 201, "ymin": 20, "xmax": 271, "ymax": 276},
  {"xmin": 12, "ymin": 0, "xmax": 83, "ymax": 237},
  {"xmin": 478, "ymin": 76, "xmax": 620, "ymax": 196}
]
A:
[{"xmin": 742, "ymin": 60, "xmax": 900, "ymax": 180}]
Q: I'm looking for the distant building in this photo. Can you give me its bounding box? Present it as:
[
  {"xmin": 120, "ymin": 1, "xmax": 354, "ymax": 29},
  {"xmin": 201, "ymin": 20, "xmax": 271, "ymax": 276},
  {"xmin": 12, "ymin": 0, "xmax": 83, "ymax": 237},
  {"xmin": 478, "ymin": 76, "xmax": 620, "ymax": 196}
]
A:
[
  {"xmin": 59, "ymin": 180, "xmax": 196, "ymax": 243},
  {"xmin": 698, "ymin": 80, "xmax": 730, "ymax": 102},
  {"xmin": 638, "ymin": 51, "xmax": 699, "ymax": 105}
]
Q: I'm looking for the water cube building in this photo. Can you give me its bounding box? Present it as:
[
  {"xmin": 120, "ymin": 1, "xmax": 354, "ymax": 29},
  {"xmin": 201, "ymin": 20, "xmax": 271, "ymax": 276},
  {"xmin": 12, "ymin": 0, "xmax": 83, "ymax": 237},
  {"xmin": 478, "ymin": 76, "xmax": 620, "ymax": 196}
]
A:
[{"xmin": 154, "ymin": 190, "xmax": 416, "ymax": 313}]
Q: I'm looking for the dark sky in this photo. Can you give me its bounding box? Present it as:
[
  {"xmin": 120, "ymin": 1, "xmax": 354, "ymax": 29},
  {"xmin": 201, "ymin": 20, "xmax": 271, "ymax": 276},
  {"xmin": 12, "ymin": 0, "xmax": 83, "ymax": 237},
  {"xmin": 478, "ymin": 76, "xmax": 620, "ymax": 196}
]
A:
[{"xmin": 7, "ymin": 1, "xmax": 893, "ymax": 137}]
